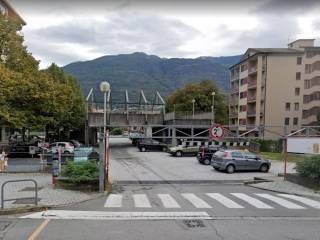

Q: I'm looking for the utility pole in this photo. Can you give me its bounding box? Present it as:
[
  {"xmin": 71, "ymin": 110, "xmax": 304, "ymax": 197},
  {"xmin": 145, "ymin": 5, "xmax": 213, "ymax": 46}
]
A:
[{"xmin": 211, "ymin": 91, "xmax": 215, "ymax": 124}]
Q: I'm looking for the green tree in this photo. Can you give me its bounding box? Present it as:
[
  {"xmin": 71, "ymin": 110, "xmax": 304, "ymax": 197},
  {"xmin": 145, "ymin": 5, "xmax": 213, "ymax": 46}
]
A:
[
  {"xmin": 0, "ymin": 15, "xmax": 85, "ymax": 138},
  {"xmin": 166, "ymin": 80, "xmax": 228, "ymax": 124},
  {"xmin": 43, "ymin": 64, "xmax": 85, "ymax": 138}
]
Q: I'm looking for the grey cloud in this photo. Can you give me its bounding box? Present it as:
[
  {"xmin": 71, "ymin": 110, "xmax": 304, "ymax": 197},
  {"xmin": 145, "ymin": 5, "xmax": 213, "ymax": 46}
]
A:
[
  {"xmin": 24, "ymin": 13, "xmax": 200, "ymax": 66},
  {"xmin": 252, "ymin": 0, "xmax": 320, "ymax": 15},
  {"xmin": 211, "ymin": 15, "xmax": 300, "ymax": 56}
]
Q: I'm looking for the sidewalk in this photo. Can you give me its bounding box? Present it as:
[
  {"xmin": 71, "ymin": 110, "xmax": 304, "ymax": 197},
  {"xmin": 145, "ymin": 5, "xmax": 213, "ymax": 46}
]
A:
[
  {"xmin": 248, "ymin": 178, "xmax": 320, "ymax": 198},
  {"xmin": 0, "ymin": 173, "xmax": 100, "ymax": 210}
]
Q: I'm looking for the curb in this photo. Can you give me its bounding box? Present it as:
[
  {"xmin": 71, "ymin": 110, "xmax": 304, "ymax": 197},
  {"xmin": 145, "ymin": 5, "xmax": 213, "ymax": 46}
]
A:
[
  {"xmin": 113, "ymin": 179, "xmax": 247, "ymax": 185},
  {"xmin": 247, "ymin": 183, "xmax": 320, "ymax": 198},
  {"xmin": 0, "ymin": 193, "xmax": 106, "ymax": 216}
]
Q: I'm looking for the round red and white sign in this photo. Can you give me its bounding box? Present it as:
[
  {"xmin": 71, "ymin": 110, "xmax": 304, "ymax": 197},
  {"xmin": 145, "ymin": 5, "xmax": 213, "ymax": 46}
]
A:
[{"xmin": 209, "ymin": 124, "xmax": 225, "ymax": 141}]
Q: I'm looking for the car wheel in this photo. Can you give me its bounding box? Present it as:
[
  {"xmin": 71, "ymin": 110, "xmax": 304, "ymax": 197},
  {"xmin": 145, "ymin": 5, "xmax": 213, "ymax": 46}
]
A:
[
  {"xmin": 175, "ymin": 151, "xmax": 183, "ymax": 157},
  {"xmin": 64, "ymin": 151, "xmax": 70, "ymax": 154},
  {"xmin": 260, "ymin": 164, "xmax": 269, "ymax": 173},
  {"xmin": 140, "ymin": 147, "xmax": 146, "ymax": 152},
  {"xmin": 226, "ymin": 164, "xmax": 235, "ymax": 174},
  {"xmin": 162, "ymin": 147, "xmax": 167, "ymax": 152},
  {"xmin": 204, "ymin": 158, "xmax": 211, "ymax": 165}
]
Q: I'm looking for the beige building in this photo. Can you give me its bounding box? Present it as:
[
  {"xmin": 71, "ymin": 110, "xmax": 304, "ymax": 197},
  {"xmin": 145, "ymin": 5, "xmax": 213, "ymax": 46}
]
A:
[
  {"xmin": 229, "ymin": 39, "xmax": 320, "ymax": 139},
  {"xmin": 0, "ymin": 0, "xmax": 25, "ymax": 25}
]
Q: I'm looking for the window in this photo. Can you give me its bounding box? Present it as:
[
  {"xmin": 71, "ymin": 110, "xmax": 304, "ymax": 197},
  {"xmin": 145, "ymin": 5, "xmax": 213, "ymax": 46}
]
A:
[
  {"xmin": 240, "ymin": 78, "xmax": 247, "ymax": 85},
  {"xmin": 285, "ymin": 102, "xmax": 290, "ymax": 111},
  {"xmin": 240, "ymin": 91, "xmax": 247, "ymax": 99},
  {"xmin": 240, "ymin": 105, "xmax": 247, "ymax": 112},
  {"xmin": 293, "ymin": 118, "xmax": 299, "ymax": 125},
  {"xmin": 285, "ymin": 118, "xmax": 290, "ymax": 126},
  {"xmin": 240, "ymin": 65, "xmax": 245, "ymax": 72},
  {"xmin": 296, "ymin": 72, "xmax": 301, "ymax": 80},
  {"xmin": 297, "ymin": 57, "xmax": 302, "ymax": 65},
  {"xmin": 295, "ymin": 87, "xmax": 300, "ymax": 96},
  {"xmin": 294, "ymin": 102, "xmax": 299, "ymax": 111},
  {"xmin": 231, "ymin": 152, "xmax": 244, "ymax": 158}
]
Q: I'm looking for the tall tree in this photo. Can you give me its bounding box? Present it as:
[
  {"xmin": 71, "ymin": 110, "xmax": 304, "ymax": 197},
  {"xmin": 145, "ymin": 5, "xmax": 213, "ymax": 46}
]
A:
[
  {"xmin": 166, "ymin": 80, "xmax": 228, "ymax": 124},
  {"xmin": 0, "ymin": 14, "xmax": 85, "ymax": 138}
]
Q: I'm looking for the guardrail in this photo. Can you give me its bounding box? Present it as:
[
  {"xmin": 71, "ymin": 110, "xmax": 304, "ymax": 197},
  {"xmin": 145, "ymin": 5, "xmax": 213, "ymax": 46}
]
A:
[{"xmin": 1, "ymin": 179, "xmax": 38, "ymax": 209}]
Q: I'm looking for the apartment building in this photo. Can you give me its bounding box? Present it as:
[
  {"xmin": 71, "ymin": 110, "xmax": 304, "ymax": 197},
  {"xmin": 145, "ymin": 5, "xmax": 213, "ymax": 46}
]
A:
[
  {"xmin": 229, "ymin": 39, "xmax": 320, "ymax": 139},
  {"xmin": 0, "ymin": 0, "xmax": 25, "ymax": 25}
]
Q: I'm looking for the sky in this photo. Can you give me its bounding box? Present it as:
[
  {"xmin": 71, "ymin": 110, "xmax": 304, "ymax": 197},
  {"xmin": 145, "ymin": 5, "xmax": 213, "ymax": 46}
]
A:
[{"xmin": 10, "ymin": 0, "xmax": 320, "ymax": 68}]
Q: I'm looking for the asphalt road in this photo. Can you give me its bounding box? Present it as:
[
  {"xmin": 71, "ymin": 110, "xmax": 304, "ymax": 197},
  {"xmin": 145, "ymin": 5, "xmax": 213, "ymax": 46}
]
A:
[
  {"xmin": 1, "ymin": 138, "xmax": 319, "ymax": 240},
  {"xmin": 2, "ymin": 183, "xmax": 320, "ymax": 240}
]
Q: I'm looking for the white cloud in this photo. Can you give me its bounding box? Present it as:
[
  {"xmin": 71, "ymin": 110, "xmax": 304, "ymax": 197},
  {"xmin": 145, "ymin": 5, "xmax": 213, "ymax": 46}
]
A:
[{"xmin": 10, "ymin": 0, "xmax": 320, "ymax": 68}]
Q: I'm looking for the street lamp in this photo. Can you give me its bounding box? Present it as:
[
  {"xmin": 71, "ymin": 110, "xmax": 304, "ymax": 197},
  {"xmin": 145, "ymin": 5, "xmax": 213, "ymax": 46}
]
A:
[
  {"xmin": 211, "ymin": 91, "xmax": 216, "ymax": 124},
  {"xmin": 100, "ymin": 81, "xmax": 110, "ymax": 135},
  {"xmin": 99, "ymin": 81, "xmax": 110, "ymax": 192},
  {"xmin": 192, "ymin": 99, "xmax": 195, "ymax": 118}
]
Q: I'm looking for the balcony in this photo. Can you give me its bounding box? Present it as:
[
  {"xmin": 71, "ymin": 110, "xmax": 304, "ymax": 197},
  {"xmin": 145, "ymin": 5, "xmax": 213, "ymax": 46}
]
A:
[
  {"xmin": 248, "ymin": 67, "xmax": 257, "ymax": 75},
  {"xmin": 247, "ymin": 110, "xmax": 256, "ymax": 117},
  {"xmin": 247, "ymin": 95, "xmax": 257, "ymax": 102},
  {"xmin": 231, "ymin": 74, "xmax": 240, "ymax": 81},
  {"xmin": 229, "ymin": 111, "xmax": 238, "ymax": 118},
  {"xmin": 229, "ymin": 99, "xmax": 238, "ymax": 106},
  {"xmin": 230, "ymin": 87, "xmax": 239, "ymax": 94},
  {"xmin": 248, "ymin": 80, "xmax": 257, "ymax": 89}
]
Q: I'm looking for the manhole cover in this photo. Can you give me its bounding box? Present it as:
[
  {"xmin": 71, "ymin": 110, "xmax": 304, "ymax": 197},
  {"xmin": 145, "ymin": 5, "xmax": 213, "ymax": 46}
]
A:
[
  {"xmin": 13, "ymin": 198, "xmax": 41, "ymax": 204},
  {"xmin": 0, "ymin": 221, "xmax": 12, "ymax": 232},
  {"xmin": 182, "ymin": 220, "xmax": 206, "ymax": 228}
]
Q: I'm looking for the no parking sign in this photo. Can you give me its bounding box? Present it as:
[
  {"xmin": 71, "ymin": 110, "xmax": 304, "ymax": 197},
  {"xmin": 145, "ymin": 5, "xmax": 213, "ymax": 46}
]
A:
[{"xmin": 209, "ymin": 124, "xmax": 225, "ymax": 141}]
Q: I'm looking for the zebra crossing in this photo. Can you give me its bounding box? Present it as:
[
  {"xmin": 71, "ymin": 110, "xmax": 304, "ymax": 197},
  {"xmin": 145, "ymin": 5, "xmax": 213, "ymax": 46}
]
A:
[{"xmin": 104, "ymin": 192, "xmax": 320, "ymax": 210}]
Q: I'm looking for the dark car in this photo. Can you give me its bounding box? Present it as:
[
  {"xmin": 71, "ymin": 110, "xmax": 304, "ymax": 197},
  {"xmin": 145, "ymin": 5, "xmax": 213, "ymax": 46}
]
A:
[
  {"xmin": 138, "ymin": 139, "xmax": 168, "ymax": 152},
  {"xmin": 197, "ymin": 145, "xmax": 222, "ymax": 165},
  {"xmin": 211, "ymin": 150, "xmax": 271, "ymax": 174}
]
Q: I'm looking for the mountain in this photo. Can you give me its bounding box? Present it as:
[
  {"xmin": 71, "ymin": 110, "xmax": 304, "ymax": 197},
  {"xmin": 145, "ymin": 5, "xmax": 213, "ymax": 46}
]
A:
[{"xmin": 63, "ymin": 52, "xmax": 241, "ymax": 102}]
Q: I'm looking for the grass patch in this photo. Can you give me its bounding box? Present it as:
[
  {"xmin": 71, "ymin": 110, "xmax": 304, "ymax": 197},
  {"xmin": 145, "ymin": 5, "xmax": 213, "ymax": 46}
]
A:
[{"xmin": 260, "ymin": 152, "xmax": 311, "ymax": 163}]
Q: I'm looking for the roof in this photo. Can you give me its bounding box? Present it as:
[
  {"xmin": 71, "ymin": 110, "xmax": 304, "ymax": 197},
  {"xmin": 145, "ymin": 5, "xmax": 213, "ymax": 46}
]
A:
[
  {"xmin": 288, "ymin": 39, "xmax": 315, "ymax": 45},
  {"xmin": 1, "ymin": 0, "xmax": 26, "ymax": 25},
  {"xmin": 249, "ymin": 48, "xmax": 303, "ymax": 54},
  {"xmin": 229, "ymin": 47, "xmax": 303, "ymax": 69}
]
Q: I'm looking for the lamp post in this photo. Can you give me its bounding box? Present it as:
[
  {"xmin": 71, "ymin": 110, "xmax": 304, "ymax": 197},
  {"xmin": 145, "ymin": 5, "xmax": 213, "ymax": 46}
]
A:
[
  {"xmin": 211, "ymin": 91, "xmax": 215, "ymax": 124},
  {"xmin": 99, "ymin": 81, "xmax": 110, "ymax": 192},
  {"xmin": 100, "ymin": 81, "xmax": 110, "ymax": 135},
  {"xmin": 192, "ymin": 99, "xmax": 195, "ymax": 118}
]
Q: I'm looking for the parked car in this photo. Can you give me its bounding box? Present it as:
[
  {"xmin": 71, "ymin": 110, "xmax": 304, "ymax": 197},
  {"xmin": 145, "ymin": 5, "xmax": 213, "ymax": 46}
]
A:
[
  {"xmin": 211, "ymin": 149, "xmax": 271, "ymax": 174},
  {"xmin": 70, "ymin": 140, "xmax": 83, "ymax": 148},
  {"xmin": 169, "ymin": 141, "xmax": 202, "ymax": 157},
  {"xmin": 197, "ymin": 145, "xmax": 222, "ymax": 165},
  {"xmin": 138, "ymin": 139, "xmax": 168, "ymax": 152},
  {"xmin": 49, "ymin": 142, "xmax": 75, "ymax": 154}
]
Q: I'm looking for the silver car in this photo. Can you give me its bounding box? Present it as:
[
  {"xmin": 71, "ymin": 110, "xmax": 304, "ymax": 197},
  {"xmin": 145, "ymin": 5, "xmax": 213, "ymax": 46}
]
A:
[{"xmin": 211, "ymin": 150, "xmax": 271, "ymax": 174}]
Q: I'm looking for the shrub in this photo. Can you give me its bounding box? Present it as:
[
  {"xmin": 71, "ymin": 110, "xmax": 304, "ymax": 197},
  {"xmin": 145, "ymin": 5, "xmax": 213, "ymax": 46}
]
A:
[
  {"xmin": 62, "ymin": 160, "xmax": 99, "ymax": 183},
  {"xmin": 111, "ymin": 128, "xmax": 123, "ymax": 135},
  {"xmin": 296, "ymin": 156, "xmax": 320, "ymax": 178}
]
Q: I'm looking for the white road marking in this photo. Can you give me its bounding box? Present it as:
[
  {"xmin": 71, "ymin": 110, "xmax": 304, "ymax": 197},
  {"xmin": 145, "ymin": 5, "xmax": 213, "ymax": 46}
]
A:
[
  {"xmin": 231, "ymin": 193, "xmax": 274, "ymax": 209},
  {"xmin": 278, "ymin": 194, "xmax": 320, "ymax": 209},
  {"xmin": 206, "ymin": 193, "xmax": 244, "ymax": 209},
  {"xmin": 255, "ymin": 194, "xmax": 305, "ymax": 209},
  {"xmin": 133, "ymin": 194, "xmax": 152, "ymax": 208},
  {"xmin": 21, "ymin": 211, "xmax": 212, "ymax": 220},
  {"xmin": 104, "ymin": 194, "xmax": 123, "ymax": 208},
  {"xmin": 158, "ymin": 194, "xmax": 181, "ymax": 208},
  {"xmin": 181, "ymin": 193, "xmax": 212, "ymax": 208}
]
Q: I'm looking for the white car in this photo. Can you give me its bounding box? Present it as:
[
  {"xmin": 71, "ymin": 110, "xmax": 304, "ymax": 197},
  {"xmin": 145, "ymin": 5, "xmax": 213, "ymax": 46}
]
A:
[{"xmin": 49, "ymin": 142, "xmax": 75, "ymax": 154}]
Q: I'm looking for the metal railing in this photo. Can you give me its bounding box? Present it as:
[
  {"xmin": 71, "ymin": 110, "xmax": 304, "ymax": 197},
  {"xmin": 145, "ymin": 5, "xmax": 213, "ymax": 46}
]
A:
[{"xmin": 1, "ymin": 179, "xmax": 38, "ymax": 209}]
